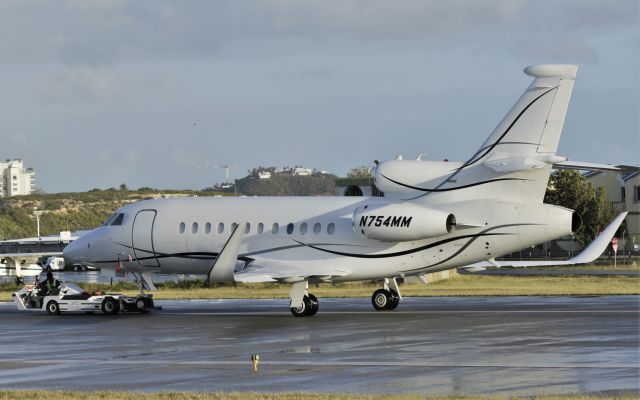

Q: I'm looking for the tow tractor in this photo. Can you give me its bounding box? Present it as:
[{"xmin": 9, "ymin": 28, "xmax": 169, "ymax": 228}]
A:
[{"xmin": 12, "ymin": 282, "xmax": 160, "ymax": 315}]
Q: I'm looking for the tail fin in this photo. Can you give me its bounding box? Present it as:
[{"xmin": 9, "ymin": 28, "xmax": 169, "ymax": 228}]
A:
[
  {"xmin": 380, "ymin": 65, "xmax": 579, "ymax": 204},
  {"xmin": 475, "ymin": 64, "xmax": 577, "ymax": 167},
  {"xmin": 428, "ymin": 64, "xmax": 578, "ymax": 203}
]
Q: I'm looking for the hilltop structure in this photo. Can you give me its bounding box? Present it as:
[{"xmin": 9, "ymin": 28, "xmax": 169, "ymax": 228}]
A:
[{"xmin": 0, "ymin": 159, "xmax": 35, "ymax": 197}]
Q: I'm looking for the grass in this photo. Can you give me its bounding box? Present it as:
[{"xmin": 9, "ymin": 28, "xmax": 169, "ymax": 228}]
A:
[
  {"xmin": 0, "ymin": 391, "xmax": 638, "ymax": 400},
  {"xmin": 1, "ymin": 275, "xmax": 638, "ymax": 302}
]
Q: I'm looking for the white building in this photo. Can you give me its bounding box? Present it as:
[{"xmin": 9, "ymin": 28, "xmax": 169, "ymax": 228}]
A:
[
  {"xmin": 0, "ymin": 159, "xmax": 36, "ymax": 197},
  {"xmin": 293, "ymin": 167, "xmax": 313, "ymax": 176}
]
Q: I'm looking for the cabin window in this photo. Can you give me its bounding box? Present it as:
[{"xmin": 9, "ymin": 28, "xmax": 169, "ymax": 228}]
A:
[
  {"xmin": 179, "ymin": 222, "xmax": 186, "ymax": 234},
  {"xmin": 205, "ymin": 223, "xmax": 212, "ymax": 234},
  {"xmin": 286, "ymin": 223, "xmax": 294, "ymax": 234},
  {"xmin": 245, "ymin": 223, "xmax": 251, "ymax": 234},
  {"xmin": 327, "ymin": 223, "xmax": 335, "ymax": 235},
  {"xmin": 300, "ymin": 223, "xmax": 308, "ymax": 235},
  {"xmin": 257, "ymin": 223, "xmax": 264, "ymax": 234},
  {"xmin": 272, "ymin": 223, "xmax": 279, "ymax": 234},
  {"xmin": 313, "ymin": 223, "xmax": 321, "ymax": 234},
  {"xmin": 192, "ymin": 222, "xmax": 198, "ymax": 233},
  {"xmin": 231, "ymin": 223, "xmax": 238, "ymax": 232},
  {"xmin": 110, "ymin": 213, "xmax": 125, "ymax": 226},
  {"xmin": 217, "ymin": 223, "xmax": 224, "ymax": 234}
]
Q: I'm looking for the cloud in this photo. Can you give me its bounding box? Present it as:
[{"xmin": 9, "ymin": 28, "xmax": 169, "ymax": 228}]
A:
[
  {"xmin": 0, "ymin": 0, "xmax": 635, "ymax": 65},
  {"xmin": 40, "ymin": 65, "xmax": 121, "ymax": 106},
  {"xmin": 272, "ymin": 66, "xmax": 334, "ymax": 81}
]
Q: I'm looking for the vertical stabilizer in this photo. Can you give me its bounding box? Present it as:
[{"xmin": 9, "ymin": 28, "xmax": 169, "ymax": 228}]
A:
[
  {"xmin": 406, "ymin": 65, "xmax": 579, "ymax": 204},
  {"xmin": 474, "ymin": 64, "xmax": 577, "ymax": 167}
]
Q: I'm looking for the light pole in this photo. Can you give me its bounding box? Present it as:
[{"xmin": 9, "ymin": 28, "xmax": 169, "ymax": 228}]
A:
[
  {"xmin": 33, "ymin": 210, "xmax": 45, "ymax": 238},
  {"xmin": 622, "ymin": 229, "xmax": 627, "ymax": 265}
]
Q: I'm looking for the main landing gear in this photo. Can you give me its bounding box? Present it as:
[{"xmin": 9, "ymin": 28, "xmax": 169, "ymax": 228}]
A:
[
  {"xmin": 289, "ymin": 280, "xmax": 319, "ymax": 317},
  {"xmin": 371, "ymin": 277, "xmax": 402, "ymax": 311},
  {"xmin": 290, "ymin": 293, "xmax": 319, "ymax": 317}
]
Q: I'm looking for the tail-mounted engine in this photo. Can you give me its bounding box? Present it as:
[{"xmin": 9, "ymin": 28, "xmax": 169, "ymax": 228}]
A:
[{"xmin": 353, "ymin": 203, "xmax": 456, "ymax": 242}]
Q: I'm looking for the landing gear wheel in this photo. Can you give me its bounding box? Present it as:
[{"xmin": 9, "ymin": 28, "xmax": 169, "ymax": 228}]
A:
[
  {"xmin": 290, "ymin": 294, "xmax": 319, "ymax": 317},
  {"xmin": 307, "ymin": 294, "xmax": 319, "ymax": 316},
  {"xmin": 46, "ymin": 300, "xmax": 60, "ymax": 315},
  {"xmin": 136, "ymin": 298, "xmax": 146, "ymax": 310},
  {"xmin": 101, "ymin": 298, "xmax": 120, "ymax": 315},
  {"xmin": 372, "ymin": 289, "xmax": 391, "ymax": 310},
  {"xmin": 388, "ymin": 289, "xmax": 400, "ymax": 310}
]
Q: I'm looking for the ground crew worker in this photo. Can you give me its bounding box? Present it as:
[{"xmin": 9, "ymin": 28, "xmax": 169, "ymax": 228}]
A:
[{"xmin": 41, "ymin": 271, "xmax": 61, "ymax": 296}]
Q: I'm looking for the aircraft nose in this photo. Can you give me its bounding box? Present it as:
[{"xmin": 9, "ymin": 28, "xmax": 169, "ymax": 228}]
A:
[{"xmin": 63, "ymin": 237, "xmax": 84, "ymax": 263}]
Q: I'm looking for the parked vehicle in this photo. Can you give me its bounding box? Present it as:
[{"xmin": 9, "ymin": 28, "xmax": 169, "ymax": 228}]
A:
[
  {"xmin": 43, "ymin": 256, "xmax": 65, "ymax": 271},
  {"xmin": 13, "ymin": 282, "xmax": 159, "ymax": 315}
]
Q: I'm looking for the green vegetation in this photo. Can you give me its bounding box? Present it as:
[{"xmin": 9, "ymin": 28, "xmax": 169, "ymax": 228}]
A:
[
  {"xmin": 544, "ymin": 170, "xmax": 614, "ymax": 245},
  {"xmin": 233, "ymin": 173, "xmax": 337, "ymax": 196},
  {"xmin": 2, "ymin": 275, "xmax": 638, "ymax": 302},
  {"xmin": 0, "ymin": 390, "xmax": 637, "ymax": 400},
  {"xmin": 0, "ymin": 188, "xmax": 226, "ymax": 239}
]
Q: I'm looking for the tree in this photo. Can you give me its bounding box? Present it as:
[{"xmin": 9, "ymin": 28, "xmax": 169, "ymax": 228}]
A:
[
  {"xmin": 544, "ymin": 170, "xmax": 613, "ymax": 245},
  {"xmin": 119, "ymin": 183, "xmax": 128, "ymax": 191},
  {"xmin": 347, "ymin": 165, "xmax": 372, "ymax": 178}
]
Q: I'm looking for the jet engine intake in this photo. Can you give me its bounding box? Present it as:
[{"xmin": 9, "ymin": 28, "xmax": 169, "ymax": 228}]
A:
[{"xmin": 353, "ymin": 203, "xmax": 455, "ymax": 242}]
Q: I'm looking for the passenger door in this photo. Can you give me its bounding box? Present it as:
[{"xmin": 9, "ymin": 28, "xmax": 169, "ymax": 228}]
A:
[{"xmin": 131, "ymin": 210, "xmax": 161, "ymax": 267}]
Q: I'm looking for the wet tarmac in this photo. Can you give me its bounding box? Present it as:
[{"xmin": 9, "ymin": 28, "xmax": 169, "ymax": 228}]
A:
[{"xmin": 0, "ymin": 296, "xmax": 638, "ymax": 396}]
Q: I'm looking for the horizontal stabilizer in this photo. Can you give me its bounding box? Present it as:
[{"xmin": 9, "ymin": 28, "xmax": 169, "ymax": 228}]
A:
[
  {"xmin": 460, "ymin": 212, "xmax": 627, "ymax": 269},
  {"xmin": 553, "ymin": 161, "xmax": 639, "ymax": 173}
]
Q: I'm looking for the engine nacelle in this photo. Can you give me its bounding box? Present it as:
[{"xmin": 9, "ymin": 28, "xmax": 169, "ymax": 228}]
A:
[
  {"xmin": 353, "ymin": 203, "xmax": 456, "ymax": 242},
  {"xmin": 374, "ymin": 160, "xmax": 463, "ymax": 195}
]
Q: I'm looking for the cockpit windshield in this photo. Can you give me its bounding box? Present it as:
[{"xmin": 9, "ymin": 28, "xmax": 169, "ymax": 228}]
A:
[
  {"xmin": 102, "ymin": 213, "xmax": 118, "ymax": 226},
  {"xmin": 102, "ymin": 213, "xmax": 125, "ymax": 226},
  {"xmin": 110, "ymin": 213, "xmax": 125, "ymax": 226}
]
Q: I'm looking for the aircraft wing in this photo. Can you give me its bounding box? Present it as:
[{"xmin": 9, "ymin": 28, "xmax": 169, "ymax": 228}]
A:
[
  {"xmin": 460, "ymin": 212, "xmax": 627, "ymax": 271},
  {"xmin": 235, "ymin": 260, "xmax": 351, "ymax": 283}
]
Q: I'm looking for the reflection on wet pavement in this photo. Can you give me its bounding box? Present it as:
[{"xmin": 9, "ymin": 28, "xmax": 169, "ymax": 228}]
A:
[{"xmin": 0, "ymin": 296, "xmax": 638, "ymax": 395}]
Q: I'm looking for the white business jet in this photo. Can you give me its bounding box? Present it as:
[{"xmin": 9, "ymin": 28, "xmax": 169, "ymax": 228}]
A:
[{"xmin": 63, "ymin": 64, "xmax": 627, "ymax": 316}]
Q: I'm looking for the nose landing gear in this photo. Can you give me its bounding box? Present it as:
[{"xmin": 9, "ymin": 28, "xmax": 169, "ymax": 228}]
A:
[
  {"xmin": 290, "ymin": 293, "xmax": 319, "ymax": 317},
  {"xmin": 371, "ymin": 277, "xmax": 402, "ymax": 311}
]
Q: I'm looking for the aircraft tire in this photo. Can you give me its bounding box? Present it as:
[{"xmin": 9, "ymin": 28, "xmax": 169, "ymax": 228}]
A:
[
  {"xmin": 46, "ymin": 300, "xmax": 61, "ymax": 315},
  {"xmin": 101, "ymin": 298, "xmax": 120, "ymax": 315},
  {"xmin": 307, "ymin": 294, "xmax": 319, "ymax": 316},
  {"xmin": 372, "ymin": 289, "xmax": 392, "ymax": 311},
  {"xmin": 388, "ymin": 289, "xmax": 400, "ymax": 310},
  {"xmin": 290, "ymin": 295, "xmax": 317, "ymax": 317}
]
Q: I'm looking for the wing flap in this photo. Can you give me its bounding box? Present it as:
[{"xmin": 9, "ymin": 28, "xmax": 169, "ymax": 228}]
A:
[{"xmin": 235, "ymin": 260, "xmax": 351, "ymax": 283}]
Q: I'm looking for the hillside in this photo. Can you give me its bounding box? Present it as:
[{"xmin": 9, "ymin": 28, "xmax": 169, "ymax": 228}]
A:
[
  {"xmin": 0, "ymin": 172, "xmax": 338, "ymax": 240},
  {"xmin": 0, "ymin": 188, "xmax": 226, "ymax": 240},
  {"xmin": 232, "ymin": 173, "xmax": 337, "ymax": 196}
]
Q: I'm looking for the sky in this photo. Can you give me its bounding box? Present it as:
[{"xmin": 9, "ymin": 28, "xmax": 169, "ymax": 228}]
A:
[{"xmin": 0, "ymin": 0, "xmax": 638, "ymax": 193}]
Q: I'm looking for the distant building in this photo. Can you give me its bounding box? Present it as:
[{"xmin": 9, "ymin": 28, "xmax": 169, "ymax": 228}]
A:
[
  {"xmin": 293, "ymin": 167, "xmax": 313, "ymax": 176},
  {"xmin": 258, "ymin": 171, "xmax": 272, "ymax": 179},
  {"xmin": 585, "ymin": 170, "xmax": 640, "ymax": 252},
  {"xmin": 0, "ymin": 159, "xmax": 36, "ymax": 197}
]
